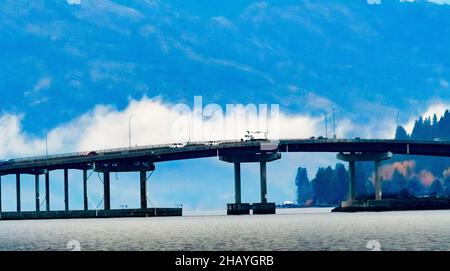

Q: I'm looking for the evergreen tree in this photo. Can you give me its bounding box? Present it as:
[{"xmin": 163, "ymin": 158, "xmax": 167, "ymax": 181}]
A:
[
  {"xmin": 332, "ymin": 163, "xmax": 349, "ymax": 204},
  {"xmin": 356, "ymin": 162, "xmax": 372, "ymax": 199},
  {"xmin": 411, "ymin": 117, "xmax": 424, "ymax": 139},
  {"xmin": 391, "ymin": 170, "xmax": 408, "ymax": 198},
  {"xmin": 295, "ymin": 167, "xmax": 312, "ymax": 205},
  {"xmin": 406, "ymin": 176, "xmax": 425, "ymax": 197},
  {"xmin": 442, "ymin": 176, "xmax": 450, "ymax": 197},
  {"xmin": 442, "ymin": 110, "xmax": 450, "ymax": 139},
  {"xmin": 395, "ymin": 126, "xmax": 409, "ymax": 140},
  {"xmin": 429, "ymin": 179, "xmax": 443, "ymax": 197},
  {"xmin": 312, "ymin": 166, "xmax": 335, "ymax": 204},
  {"xmin": 423, "ymin": 117, "xmax": 433, "ymax": 139},
  {"xmin": 432, "ymin": 114, "xmax": 438, "ymax": 138}
]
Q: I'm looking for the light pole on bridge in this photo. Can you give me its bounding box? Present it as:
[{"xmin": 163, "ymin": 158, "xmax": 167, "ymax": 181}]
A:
[
  {"xmin": 129, "ymin": 114, "xmax": 135, "ymax": 149},
  {"xmin": 45, "ymin": 131, "xmax": 48, "ymax": 157},
  {"xmin": 333, "ymin": 106, "xmax": 336, "ymax": 139}
]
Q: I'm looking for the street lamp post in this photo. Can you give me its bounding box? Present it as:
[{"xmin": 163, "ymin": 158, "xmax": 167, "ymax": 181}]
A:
[
  {"xmin": 333, "ymin": 106, "xmax": 336, "ymax": 139},
  {"xmin": 188, "ymin": 114, "xmax": 191, "ymax": 143},
  {"xmin": 129, "ymin": 115, "xmax": 135, "ymax": 148},
  {"xmin": 45, "ymin": 132, "xmax": 48, "ymax": 157}
]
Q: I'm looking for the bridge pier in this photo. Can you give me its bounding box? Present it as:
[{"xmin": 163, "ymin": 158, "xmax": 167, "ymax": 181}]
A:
[
  {"xmin": 349, "ymin": 161, "xmax": 356, "ymax": 201},
  {"xmin": 64, "ymin": 169, "xmax": 69, "ymax": 211},
  {"xmin": 45, "ymin": 172, "xmax": 50, "ymax": 211},
  {"xmin": 220, "ymin": 152, "xmax": 280, "ymax": 215},
  {"xmin": 253, "ymin": 161, "xmax": 276, "ymax": 214},
  {"xmin": 16, "ymin": 174, "xmax": 21, "ymax": 212},
  {"xmin": 83, "ymin": 169, "xmax": 88, "ymax": 211},
  {"xmin": 375, "ymin": 160, "xmax": 382, "ymax": 200},
  {"xmin": 337, "ymin": 152, "xmax": 392, "ymax": 208},
  {"xmin": 140, "ymin": 171, "xmax": 147, "ymax": 209},
  {"xmin": 35, "ymin": 174, "xmax": 40, "ymax": 212},
  {"xmin": 260, "ymin": 162, "xmax": 267, "ymax": 203},
  {"xmin": 234, "ymin": 163, "xmax": 241, "ymax": 204},
  {"xmin": 226, "ymin": 162, "xmax": 250, "ymax": 215},
  {"xmin": 104, "ymin": 172, "xmax": 111, "ymax": 210},
  {"xmin": 0, "ymin": 160, "xmax": 181, "ymax": 220},
  {"xmin": 0, "ymin": 176, "xmax": 2, "ymax": 212}
]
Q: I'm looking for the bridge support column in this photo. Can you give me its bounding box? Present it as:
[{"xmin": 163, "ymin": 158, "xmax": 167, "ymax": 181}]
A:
[
  {"xmin": 104, "ymin": 172, "xmax": 111, "ymax": 210},
  {"xmin": 349, "ymin": 161, "xmax": 356, "ymax": 202},
  {"xmin": 83, "ymin": 169, "xmax": 88, "ymax": 211},
  {"xmin": 253, "ymin": 161, "xmax": 276, "ymax": 215},
  {"xmin": 220, "ymin": 152, "xmax": 280, "ymax": 215},
  {"xmin": 45, "ymin": 172, "xmax": 50, "ymax": 211},
  {"xmin": 234, "ymin": 163, "xmax": 241, "ymax": 204},
  {"xmin": 375, "ymin": 160, "xmax": 382, "ymax": 201},
  {"xmin": 16, "ymin": 174, "xmax": 21, "ymax": 212},
  {"xmin": 140, "ymin": 171, "xmax": 147, "ymax": 209},
  {"xmin": 227, "ymin": 162, "xmax": 250, "ymax": 215},
  {"xmin": 260, "ymin": 162, "xmax": 267, "ymax": 204},
  {"xmin": 64, "ymin": 169, "xmax": 69, "ymax": 211},
  {"xmin": 0, "ymin": 176, "xmax": 2, "ymax": 213},
  {"xmin": 35, "ymin": 174, "xmax": 40, "ymax": 212},
  {"xmin": 337, "ymin": 152, "xmax": 392, "ymax": 208}
]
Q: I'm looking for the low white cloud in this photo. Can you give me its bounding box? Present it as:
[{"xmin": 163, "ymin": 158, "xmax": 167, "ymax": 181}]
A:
[
  {"xmin": 0, "ymin": 114, "xmax": 45, "ymax": 159},
  {"xmin": 1, "ymin": 95, "xmax": 414, "ymax": 164},
  {"xmin": 0, "ymin": 97, "xmax": 334, "ymax": 159}
]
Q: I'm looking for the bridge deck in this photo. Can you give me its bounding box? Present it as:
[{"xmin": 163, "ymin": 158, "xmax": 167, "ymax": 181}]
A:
[{"xmin": 1, "ymin": 138, "xmax": 450, "ymax": 174}]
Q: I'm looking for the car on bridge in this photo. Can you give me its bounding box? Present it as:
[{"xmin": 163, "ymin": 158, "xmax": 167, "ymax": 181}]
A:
[
  {"xmin": 0, "ymin": 160, "xmax": 13, "ymax": 166},
  {"xmin": 204, "ymin": 141, "xmax": 221, "ymax": 146},
  {"xmin": 87, "ymin": 151, "xmax": 98, "ymax": 156},
  {"xmin": 244, "ymin": 131, "xmax": 268, "ymax": 141},
  {"xmin": 169, "ymin": 142, "xmax": 187, "ymax": 148}
]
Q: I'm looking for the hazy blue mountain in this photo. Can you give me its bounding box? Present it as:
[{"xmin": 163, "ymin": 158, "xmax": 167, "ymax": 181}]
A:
[{"xmin": 1, "ymin": 0, "xmax": 450, "ymax": 135}]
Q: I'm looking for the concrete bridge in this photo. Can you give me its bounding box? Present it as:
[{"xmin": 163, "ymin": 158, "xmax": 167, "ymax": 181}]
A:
[{"xmin": 1, "ymin": 138, "xmax": 449, "ymax": 219}]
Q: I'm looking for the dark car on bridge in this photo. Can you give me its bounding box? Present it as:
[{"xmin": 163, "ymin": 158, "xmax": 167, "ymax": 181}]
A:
[
  {"xmin": 87, "ymin": 151, "xmax": 98, "ymax": 157},
  {"xmin": 0, "ymin": 160, "xmax": 13, "ymax": 166}
]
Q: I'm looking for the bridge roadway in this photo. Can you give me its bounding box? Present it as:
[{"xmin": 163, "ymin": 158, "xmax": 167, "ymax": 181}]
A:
[
  {"xmin": 0, "ymin": 138, "xmax": 449, "ymax": 218},
  {"xmin": 1, "ymin": 138, "xmax": 450, "ymax": 173}
]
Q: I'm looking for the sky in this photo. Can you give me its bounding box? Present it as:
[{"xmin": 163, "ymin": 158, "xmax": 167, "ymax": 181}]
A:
[{"xmin": 1, "ymin": 0, "xmax": 450, "ymax": 211}]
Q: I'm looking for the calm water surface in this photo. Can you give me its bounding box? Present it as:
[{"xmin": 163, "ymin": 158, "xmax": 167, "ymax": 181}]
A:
[{"xmin": 0, "ymin": 208, "xmax": 449, "ymax": 251}]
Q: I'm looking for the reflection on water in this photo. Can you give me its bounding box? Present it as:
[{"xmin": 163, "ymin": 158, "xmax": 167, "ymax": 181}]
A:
[{"xmin": 0, "ymin": 208, "xmax": 449, "ymax": 251}]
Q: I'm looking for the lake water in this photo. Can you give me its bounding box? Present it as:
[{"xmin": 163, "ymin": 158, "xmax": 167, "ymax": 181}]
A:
[{"xmin": 0, "ymin": 208, "xmax": 449, "ymax": 251}]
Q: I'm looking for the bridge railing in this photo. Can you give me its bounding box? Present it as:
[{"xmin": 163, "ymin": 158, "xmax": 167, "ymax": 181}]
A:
[
  {"xmin": 4, "ymin": 139, "xmax": 244, "ymax": 166},
  {"xmin": 3, "ymin": 138, "xmax": 450, "ymax": 170}
]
